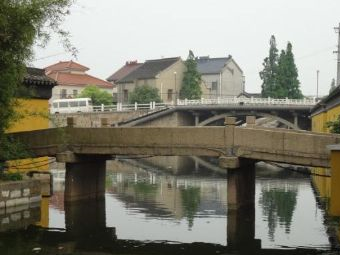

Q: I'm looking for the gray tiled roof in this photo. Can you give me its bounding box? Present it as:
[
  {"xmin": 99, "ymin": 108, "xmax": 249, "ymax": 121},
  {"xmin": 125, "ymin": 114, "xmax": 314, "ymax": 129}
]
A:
[
  {"xmin": 24, "ymin": 67, "xmax": 57, "ymax": 86},
  {"xmin": 117, "ymin": 57, "xmax": 180, "ymax": 83},
  {"xmin": 196, "ymin": 56, "xmax": 231, "ymax": 74}
]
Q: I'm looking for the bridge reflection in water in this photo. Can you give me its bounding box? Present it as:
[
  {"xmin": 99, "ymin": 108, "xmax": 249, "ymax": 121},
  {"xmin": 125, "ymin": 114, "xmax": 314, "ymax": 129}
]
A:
[{"xmin": 0, "ymin": 158, "xmax": 336, "ymax": 254}]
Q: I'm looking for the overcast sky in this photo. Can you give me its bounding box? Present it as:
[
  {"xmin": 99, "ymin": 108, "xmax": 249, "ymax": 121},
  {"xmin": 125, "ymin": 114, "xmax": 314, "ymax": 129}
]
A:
[{"xmin": 32, "ymin": 0, "xmax": 340, "ymax": 96}]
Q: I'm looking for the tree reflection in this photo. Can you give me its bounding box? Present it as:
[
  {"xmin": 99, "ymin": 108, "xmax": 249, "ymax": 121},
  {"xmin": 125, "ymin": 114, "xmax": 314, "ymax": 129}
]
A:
[
  {"xmin": 180, "ymin": 187, "xmax": 201, "ymax": 229},
  {"xmin": 132, "ymin": 182, "xmax": 158, "ymax": 199},
  {"xmin": 259, "ymin": 186, "xmax": 298, "ymax": 241}
]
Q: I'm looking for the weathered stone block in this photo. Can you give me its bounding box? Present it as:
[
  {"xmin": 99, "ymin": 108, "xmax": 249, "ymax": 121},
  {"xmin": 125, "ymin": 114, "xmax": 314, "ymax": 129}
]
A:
[
  {"xmin": 23, "ymin": 210, "xmax": 30, "ymax": 219},
  {"xmin": 14, "ymin": 197, "xmax": 30, "ymax": 207},
  {"xmin": 10, "ymin": 190, "xmax": 21, "ymax": 198},
  {"xmin": 246, "ymin": 116, "xmax": 256, "ymax": 126},
  {"xmin": 224, "ymin": 117, "xmax": 236, "ymax": 126},
  {"xmin": 1, "ymin": 191, "xmax": 9, "ymax": 198},
  {"xmin": 6, "ymin": 204, "xmax": 28, "ymax": 214},
  {"xmin": 0, "ymin": 201, "xmax": 5, "ymax": 209},
  {"xmin": 23, "ymin": 188, "xmax": 30, "ymax": 197},
  {"xmin": 29, "ymin": 196, "xmax": 41, "ymax": 204},
  {"xmin": 1, "ymin": 217, "xmax": 9, "ymax": 225},
  {"xmin": 10, "ymin": 213, "xmax": 21, "ymax": 222},
  {"xmin": 219, "ymin": 156, "xmax": 240, "ymax": 169}
]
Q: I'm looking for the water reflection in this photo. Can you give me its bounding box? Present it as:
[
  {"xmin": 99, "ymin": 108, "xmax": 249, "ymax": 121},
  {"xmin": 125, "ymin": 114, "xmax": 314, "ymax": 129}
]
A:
[
  {"xmin": 0, "ymin": 157, "xmax": 337, "ymax": 254},
  {"xmin": 259, "ymin": 184, "xmax": 297, "ymax": 240}
]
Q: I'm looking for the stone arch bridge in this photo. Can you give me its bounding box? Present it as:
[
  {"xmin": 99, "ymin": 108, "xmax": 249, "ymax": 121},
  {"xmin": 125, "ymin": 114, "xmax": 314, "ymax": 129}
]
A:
[{"xmin": 118, "ymin": 104, "xmax": 312, "ymax": 130}]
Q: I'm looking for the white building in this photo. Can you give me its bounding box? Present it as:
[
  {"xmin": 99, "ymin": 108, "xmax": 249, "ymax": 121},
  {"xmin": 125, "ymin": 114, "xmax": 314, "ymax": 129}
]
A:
[
  {"xmin": 196, "ymin": 55, "xmax": 244, "ymax": 98},
  {"xmin": 45, "ymin": 60, "xmax": 113, "ymax": 101}
]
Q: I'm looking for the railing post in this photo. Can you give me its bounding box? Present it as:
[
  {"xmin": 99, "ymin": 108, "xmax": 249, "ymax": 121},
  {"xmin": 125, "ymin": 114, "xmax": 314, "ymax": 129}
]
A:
[
  {"xmin": 153, "ymin": 101, "xmax": 156, "ymax": 109},
  {"xmin": 149, "ymin": 102, "xmax": 152, "ymax": 109},
  {"xmin": 303, "ymin": 97, "xmax": 306, "ymax": 105},
  {"xmin": 201, "ymin": 98, "xmax": 204, "ymax": 104},
  {"xmin": 177, "ymin": 98, "xmax": 180, "ymax": 105},
  {"xmin": 135, "ymin": 102, "xmax": 137, "ymax": 111},
  {"xmin": 217, "ymin": 96, "xmax": 220, "ymax": 104},
  {"xmin": 185, "ymin": 98, "xmax": 188, "ymax": 105},
  {"xmin": 267, "ymin": 97, "xmax": 270, "ymax": 104},
  {"xmin": 101, "ymin": 104, "xmax": 104, "ymax": 112},
  {"xmin": 285, "ymin": 97, "xmax": 288, "ymax": 105},
  {"xmin": 250, "ymin": 97, "xmax": 253, "ymax": 103}
]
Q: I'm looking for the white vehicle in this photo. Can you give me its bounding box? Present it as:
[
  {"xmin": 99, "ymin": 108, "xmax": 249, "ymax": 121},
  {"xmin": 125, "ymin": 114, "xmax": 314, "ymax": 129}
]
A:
[{"xmin": 50, "ymin": 98, "xmax": 93, "ymax": 114}]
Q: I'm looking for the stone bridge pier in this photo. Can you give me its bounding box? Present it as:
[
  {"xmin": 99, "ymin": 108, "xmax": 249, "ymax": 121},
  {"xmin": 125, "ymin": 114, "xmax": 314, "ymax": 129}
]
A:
[
  {"xmin": 226, "ymin": 163, "xmax": 261, "ymax": 251},
  {"xmin": 56, "ymin": 152, "xmax": 109, "ymax": 202}
]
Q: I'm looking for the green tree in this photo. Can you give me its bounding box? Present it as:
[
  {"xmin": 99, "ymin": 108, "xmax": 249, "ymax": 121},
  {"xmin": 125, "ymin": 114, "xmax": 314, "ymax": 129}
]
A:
[
  {"xmin": 129, "ymin": 85, "xmax": 161, "ymax": 104},
  {"xmin": 329, "ymin": 78, "xmax": 336, "ymax": 94},
  {"xmin": 180, "ymin": 50, "xmax": 202, "ymax": 99},
  {"xmin": 326, "ymin": 115, "xmax": 340, "ymax": 134},
  {"xmin": 260, "ymin": 35, "xmax": 279, "ymax": 98},
  {"xmin": 276, "ymin": 42, "xmax": 303, "ymax": 99},
  {"xmin": 0, "ymin": 0, "xmax": 75, "ymax": 163},
  {"xmin": 79, "ymin": 85, "xmax": 113, "ymax": 105}
]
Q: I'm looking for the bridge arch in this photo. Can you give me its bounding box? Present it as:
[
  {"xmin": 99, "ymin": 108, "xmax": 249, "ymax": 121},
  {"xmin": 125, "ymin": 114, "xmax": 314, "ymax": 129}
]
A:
[{"xmin": 197, "ymin": 112, "xmax": 300, "ymax": 130}]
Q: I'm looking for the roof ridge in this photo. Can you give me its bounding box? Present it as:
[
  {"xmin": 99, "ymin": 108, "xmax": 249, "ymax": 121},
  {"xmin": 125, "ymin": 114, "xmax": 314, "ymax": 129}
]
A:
[{"xmin": 146, "ymin": 57, "xmax": 180, "ymax": 62}]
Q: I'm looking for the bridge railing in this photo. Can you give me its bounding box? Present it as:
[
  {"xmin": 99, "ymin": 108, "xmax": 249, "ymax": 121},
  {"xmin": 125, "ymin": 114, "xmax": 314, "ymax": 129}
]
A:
[
  {"xmin": 90, "ymin": 97, "xmax": 316, "ymax": 113},
  {"xmin": 92, "ymin": 102, "xmax": 169, "ymax": 112},
  {"xmin": 176, "ymin": 97, "xmax": 317, "ymax": 106}
]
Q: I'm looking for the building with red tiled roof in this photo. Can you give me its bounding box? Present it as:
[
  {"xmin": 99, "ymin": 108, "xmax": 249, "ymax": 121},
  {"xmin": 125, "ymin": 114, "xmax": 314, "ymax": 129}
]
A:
[{"xmin": 45, "ymin": 60, "xmax": 113, "ymax": 101}]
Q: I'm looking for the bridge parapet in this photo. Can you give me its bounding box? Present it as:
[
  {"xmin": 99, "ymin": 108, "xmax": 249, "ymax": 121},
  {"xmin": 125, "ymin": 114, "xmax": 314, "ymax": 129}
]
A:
[
  {"xmin": 177, "ymin": 97, "xmax": 317, "ymax": 107},
  {"xmin": 9, "ymin": 126, "xmax": 340, "ymax": 168}
]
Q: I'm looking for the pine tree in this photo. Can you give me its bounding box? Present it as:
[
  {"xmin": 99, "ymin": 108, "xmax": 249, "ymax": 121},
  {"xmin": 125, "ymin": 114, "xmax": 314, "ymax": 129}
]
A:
[
  {"xmin": 329, "ymin": 78, "xmax": 336, "ymax": 94},
  {"xmin": 260, "ymin": 35, "xmax": 279, "ymax": 98},
  {"xmin": 180, "ymin": 50, "xmax": 202, "ymax": 99},
  {"xmin": 276, "ymin": 42, "xmax": 303, "ymax": 99}
]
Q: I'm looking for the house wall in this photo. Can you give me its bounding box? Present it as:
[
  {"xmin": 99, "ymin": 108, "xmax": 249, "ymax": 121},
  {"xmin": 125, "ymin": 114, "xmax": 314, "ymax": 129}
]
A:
[
  {"xmin": 312, "ymin": 104, "xmax": 340, "ymax": 133},
  {"xmin": 220, "ymin": 60, "xmax": 244, "ymax": 97},
  {"xmin": 117, "ymin": 60, "xmax": 186, "ymax": 104},
  {"xmin": 117, "ymin": 82, "xmax": 138, "ymax": 103},
  {"xmin": 311, "ymin": 93, "xmax": 340, "ymax": 226},
  {"xmin": 200, "ymin": 74, "xmax": 220, "ymax": 99},
  {"xmin": 156, "ymin": 60, "xmax": 186, "ymax": 103},
  {"xmin": 199, "ymin": 60, "xmax": 244, "ymax": 99},
  {"xmin": 9, "ymin": 99, "xmax": 49, "ymax": 132},
  {"xmin": 7, "ymin": 99, "xmax": 51, "ymax": 172}
]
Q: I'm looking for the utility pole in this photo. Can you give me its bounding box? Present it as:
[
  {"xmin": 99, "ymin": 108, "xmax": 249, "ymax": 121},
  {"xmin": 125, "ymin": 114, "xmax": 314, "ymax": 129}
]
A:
[
  {"xmin": 316, "ymin": 70, "xmax": 319, "ymax": 99},
  {"xmin": 334, "ymin": 23, "xmax": 340, "ymax": 86}
]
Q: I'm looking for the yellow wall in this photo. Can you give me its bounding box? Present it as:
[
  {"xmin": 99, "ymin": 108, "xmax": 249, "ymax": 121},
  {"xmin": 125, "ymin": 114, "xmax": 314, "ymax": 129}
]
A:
[
  {"xmin": 7, "ymin": 98, "xmax": 51, "ymax": 228},
  {"xmin": 311, "ymin": 102, "xmax": 340, "ymax": 241},
  {"xmin": 312, "ymin": 104, "xmax": 340, "ymax": 133},
  {"xmin": 330, "ymin": 151, "xmax": 340, "ymax": 216},
  {"xmin": 9, "ymin": 99, "xmax": 49, "ymax": 132},
  {"xmin": 7, "ymin": 98, "xmax": 50, "ymax": 172},
  {"xmin": 312, "ymin": 112, "xmax": 327, "ymax": 133}
]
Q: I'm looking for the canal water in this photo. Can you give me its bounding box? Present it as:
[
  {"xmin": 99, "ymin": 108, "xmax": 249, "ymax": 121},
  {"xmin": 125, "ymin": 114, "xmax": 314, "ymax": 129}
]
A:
[{"xmin": 0, "ymin": 157, "xmax": 339, "ymax": 254}]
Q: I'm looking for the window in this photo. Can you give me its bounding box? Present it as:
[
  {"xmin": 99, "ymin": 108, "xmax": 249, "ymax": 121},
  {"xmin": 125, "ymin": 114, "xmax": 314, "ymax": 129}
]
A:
[
  {"xmin": 61, "ymin": 89, "xmax": 67, "ymax": 99},
  {"xmin": 167, "ymin": 89, "xmax": 173, "ymax": 101},
  {"xmin": 53, "ymin": 103, "xmax": 58, "ymax": 108},
  {"xmin": 59, "ymin": 102, "xmax": 68, "ymax": 107},
  {"xmin": 73, "ymin": 90, "xmax": 78, "ymax": 97},
  {"xmin": 69, "ymin": 101, "xmax": 78, "ymax": 107},
  {"xmin": 79, "ymin": 100, "xmax": 86, "ymax": 106},
  {"xmin": 212, "ymin": 81, "xmax": 218, "ymax": 90},
  {"xmin": 123, "ymin": 89, "xmax": 129, "ymax": 102}
]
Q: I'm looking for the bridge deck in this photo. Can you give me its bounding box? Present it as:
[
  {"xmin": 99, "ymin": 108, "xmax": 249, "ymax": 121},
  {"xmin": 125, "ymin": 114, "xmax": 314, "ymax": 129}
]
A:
[{"xmin": 10, "ymin": 126, "xmax": 340, "ymax": 168}]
